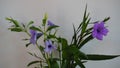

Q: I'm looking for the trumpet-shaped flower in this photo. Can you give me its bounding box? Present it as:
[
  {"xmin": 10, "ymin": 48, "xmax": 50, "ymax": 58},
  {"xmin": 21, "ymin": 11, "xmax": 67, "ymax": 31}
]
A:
[
  {"xmin": 30, "ymin": 30, "xmax": 37, "ymax": 44},
  {"xmin": 92, "ymin": 21, "xmax": 108, "ymax": 40},
  {"xmin": 44, "ymin": 40, "xmax": 56, "ymax": 54}
]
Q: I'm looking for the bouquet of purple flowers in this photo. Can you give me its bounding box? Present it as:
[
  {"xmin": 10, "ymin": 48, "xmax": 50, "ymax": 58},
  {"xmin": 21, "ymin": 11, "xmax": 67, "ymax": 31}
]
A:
[{"xmin": 6, "ymin": 6, "xmax": 119, "ymax": 68}]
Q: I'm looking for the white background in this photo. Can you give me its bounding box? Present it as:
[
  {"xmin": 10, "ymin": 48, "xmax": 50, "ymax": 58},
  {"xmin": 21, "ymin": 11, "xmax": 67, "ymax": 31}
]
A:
[{"xmin": 0, "ymin": 0, "xmax": 120, "ymax": 68}]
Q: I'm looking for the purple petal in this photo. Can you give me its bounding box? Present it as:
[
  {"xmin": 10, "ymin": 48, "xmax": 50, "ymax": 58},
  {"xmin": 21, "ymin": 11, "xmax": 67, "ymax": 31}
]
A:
[
  {"xmin": 93, "ymin": 23, "xmax": 99, "ymax": 30},
  {"xmin": 44, "ymin": 46, "xmax": 52, "ymax": 54},
  {"xmin": 48, "ymin": 20, "xmax": 55, "ymax": 26},
  {"xmin": 92, "ymin": 21, "xmax": 108, "ymax": 40},
  {"xmin": 48, "ymin": 40, "xmax": 52, "ymax": 45},
  {"xmin": 96, "ymin": 34, "xmax": 103, "ymax": 40},
  {"xmin": 102, "ymin": 28, "xmax": 109, "ymax": 36},
  {"xmin": 45, "ymin": 40, "xmax": 49, "ymax": 46},
  {"xmin": 44, "ymin": 47, "xmax": 52, "ymax": 54},
  {"xmin": 37, "ymin": 33, "xmax": 43, "ymax": 38},
  {"xmin": 92, "ymin": 30, "xmax": 97, "ymax": 38},
  {"xmin": 99, "ymin": 21, "xmax": 104, "ymax": 27},
  {"xmin": 44, "ymin": 40, "xmax": 56, "ymax": 54},
  {"xmin": 30, "ymin": 30, "xmax": 37, "ymax": 44}
]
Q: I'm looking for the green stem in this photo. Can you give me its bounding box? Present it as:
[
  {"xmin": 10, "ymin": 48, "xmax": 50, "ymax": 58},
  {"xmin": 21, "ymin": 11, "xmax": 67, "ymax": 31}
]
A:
[{"xmin": 58, "ymin": 44, "xmax": 62, "ymax": 68}]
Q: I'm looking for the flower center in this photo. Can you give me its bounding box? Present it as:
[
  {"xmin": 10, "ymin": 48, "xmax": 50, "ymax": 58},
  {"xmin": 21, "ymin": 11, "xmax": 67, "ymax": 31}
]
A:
[
  {"xmin": 48, "ymin": 45, "xmax": 52, "ymax": 48},
  {"xmin": 97, "ymin": 28, "xmax": 101, "ymax": 33}
]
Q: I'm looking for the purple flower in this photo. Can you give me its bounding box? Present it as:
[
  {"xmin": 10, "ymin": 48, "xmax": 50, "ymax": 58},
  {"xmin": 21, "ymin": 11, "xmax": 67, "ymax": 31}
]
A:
[
  {"xmin": 44, "ymin": 40, "xmax": 56, "ymax": 54},
  {"xmin": 47, "ymin": 20, "xmax": 55, "ymax": 26},
  {"xmin": 37, "ymin": 33, "xmax": 43, "ymax": 39},
  {"xmin": 92, "ymin": 21, "xmax": 109, "ymax": 40},
  {"xmin": 30, "ymin": 30, "xmax": 37, "ymax": 44}
]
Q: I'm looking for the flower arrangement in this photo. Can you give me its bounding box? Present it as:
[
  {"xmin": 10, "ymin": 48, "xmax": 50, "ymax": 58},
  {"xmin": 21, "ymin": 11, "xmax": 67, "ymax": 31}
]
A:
[{"xmin": 6, "ymin": 6, "xmax": 119, "ymax": 68}]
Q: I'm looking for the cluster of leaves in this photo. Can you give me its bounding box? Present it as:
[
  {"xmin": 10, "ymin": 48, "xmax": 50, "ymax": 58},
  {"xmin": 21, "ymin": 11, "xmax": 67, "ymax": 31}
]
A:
[{"xmin": 6, "ymin": 6, "xmax": 120, "ymax": 68}]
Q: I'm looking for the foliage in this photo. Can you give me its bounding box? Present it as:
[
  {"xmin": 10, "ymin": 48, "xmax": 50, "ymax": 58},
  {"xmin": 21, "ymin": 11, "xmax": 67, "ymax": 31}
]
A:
[{"xmin": 6, "ymin": 6, "xmax": 119, "ymax": 68}]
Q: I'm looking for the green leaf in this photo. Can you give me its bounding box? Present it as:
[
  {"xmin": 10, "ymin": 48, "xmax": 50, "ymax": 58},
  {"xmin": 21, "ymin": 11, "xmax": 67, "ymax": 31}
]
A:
[
  {"xmin": 27, "ymin": 21, "xmax": 34, "ymax": 27},
  {"xmin": 22, "ymin": 38, "xmax": 29, "ymax": 41},
  {"xmin": 6, "ymin": 17, "xmax": 20, "ymax": 27},
  {"xmin": 30, "ymin": 26, "xmax": 42, "ymax": 32},
  {"xmin": 8, "ymin": 27, "xmax": 23, "ymax": 32},
  {"xmin": 83, "ymin": 54, "xmax": 120, "ymax": 61},
  {"xmin": 81, "ymin": 8, "xmax": 90, "ymax": 36},
  {"xmin": 38, "ymin": 46, "xmax": 44, "ymax": 51},
  {"xmin": 103, "ymin": 17, "xmax": 110, "ymax": 22},
  {"xmin": 26, "ymin": 42, "xmax": 31, "ymax": 47},
  {"xmin": 72, "ymin": 24, "xmax": 77, "ymax": 45},
  {"xmin": 82, "ymin": 14, "xmax": 90, "ymax": 33},
  {"xmin": 62, "ymin": 46, "xmax": 87, "ymax": 60},
  {"xmin": 27, "ymin": 52, "xmax": 33, "ymax": 56},
  {"xmin": 61, "ymin": 60, "xmax": 67, "ymax": 68},
  {"xmin": 78, "ymin": 50, "xmax": 88, "ymax": 60},
  {"xmin": 57, "ymin": 37, "xmax": 68, "ymax": 50},
  {"xmin": 49, "ymin": 59, "xmax": 59, "ymax": 68},
  {"xmin": 47, "ymin": 25, "xmax": 59, "ymax": 32},
  {"xmin": 75, "ymin": 59, "xmax": 86, "ymax": 68},
  {"xmin": 78, "ymin": 35, "xmax": 93, "ymax": 49},
  {"xmin": 83, "ymin": 5, "xmax": 87, "ymax": 22},
  {"xmin": 27, "ymin": 60, "xmax": 40, "ymax": 67},
  {"xmin": 47, "ymin": 34, "xmax": 57, "ymax": 39}
]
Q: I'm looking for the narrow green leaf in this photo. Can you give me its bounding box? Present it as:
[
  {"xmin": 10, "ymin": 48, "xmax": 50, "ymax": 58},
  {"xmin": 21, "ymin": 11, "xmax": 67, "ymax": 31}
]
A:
[
  {"xmin": 47, "ymin": 34, "xmax": 57, "ymax": 39},
  {"xmin": 83, "ymin": 5, "xmax": 87, "ymax": 22},
  {"xmin": 83, "ymin": 54, "xmax": 120, "ymax": 60},
  {"xmin": 30, "ymin": 26, "xmax": 42, "ymax": 32},
  {"xmin": 6, "ymin": 17, "xmax": 20, "ymax": 27},
  {"xmin": 22, "ymin": 38, "xmax": 29, "ymax": 41},
  {"xmin": 27, "ymin": 21, "xmax": 34, "ymax": 27},
  {"xmin": 103, "ymin": 17, "xmax": 110, "ymax": 22},
  {"xmin": 26, "ymin": 42, "xmax": 31, "ymax": 47},
  {"xmin": 78, "ymin": 35, "xmax": 93, "ymax": 49},
  {"xmin": 46, "ymin": 25, "xmax": 59, "ymax": 32},
  {"xmin": 81, "ymin": 5, "xmax": 90, "ymax": 37},
  {"xmin": 72, "ymin": 24, "xmax": 77, "ymax": 45},
  {"xmin": 75, "ymin": 59, "xmax": 86, "ymax": 68},
  {"xmin": 27, "ymin": 52, "xmax": 33, "ymax": 56},
  {"xmin": 78, "ymin": 50, "xmax": 88, "ymax": 60},
  {"xmin": 27, "ymin": 61, "xmax": 40, "ymax": 67},
  {"xmin": 8, "ymin": 27, "xmax": 23, "ymax": 32},
  {"xmin": 76, "ymin": 5, "xmax": 88, "ymax": 34}
]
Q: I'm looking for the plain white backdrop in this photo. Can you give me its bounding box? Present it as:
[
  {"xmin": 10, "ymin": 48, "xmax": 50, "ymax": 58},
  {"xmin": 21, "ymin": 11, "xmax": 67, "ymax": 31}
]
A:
[{"xmin": 0, "ymin": 0, "xmax": 120, "ymax": 68}]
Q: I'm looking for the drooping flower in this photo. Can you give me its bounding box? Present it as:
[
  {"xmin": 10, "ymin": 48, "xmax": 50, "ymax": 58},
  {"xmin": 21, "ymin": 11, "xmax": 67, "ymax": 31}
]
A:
[
  {"xmin": 47, "ymin": 20, "xmax": 55, "ymax": 26},
  {"xmin": 44, "ymin": 40, "xmax": 56, "ymax": 54},
  {"xmin": 92, "ymin": 21, "xmax": 109, "ymax": 40},
  {"xmin": 30, "ymin": 30, "xmax": 37, "ymax": 44}
]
